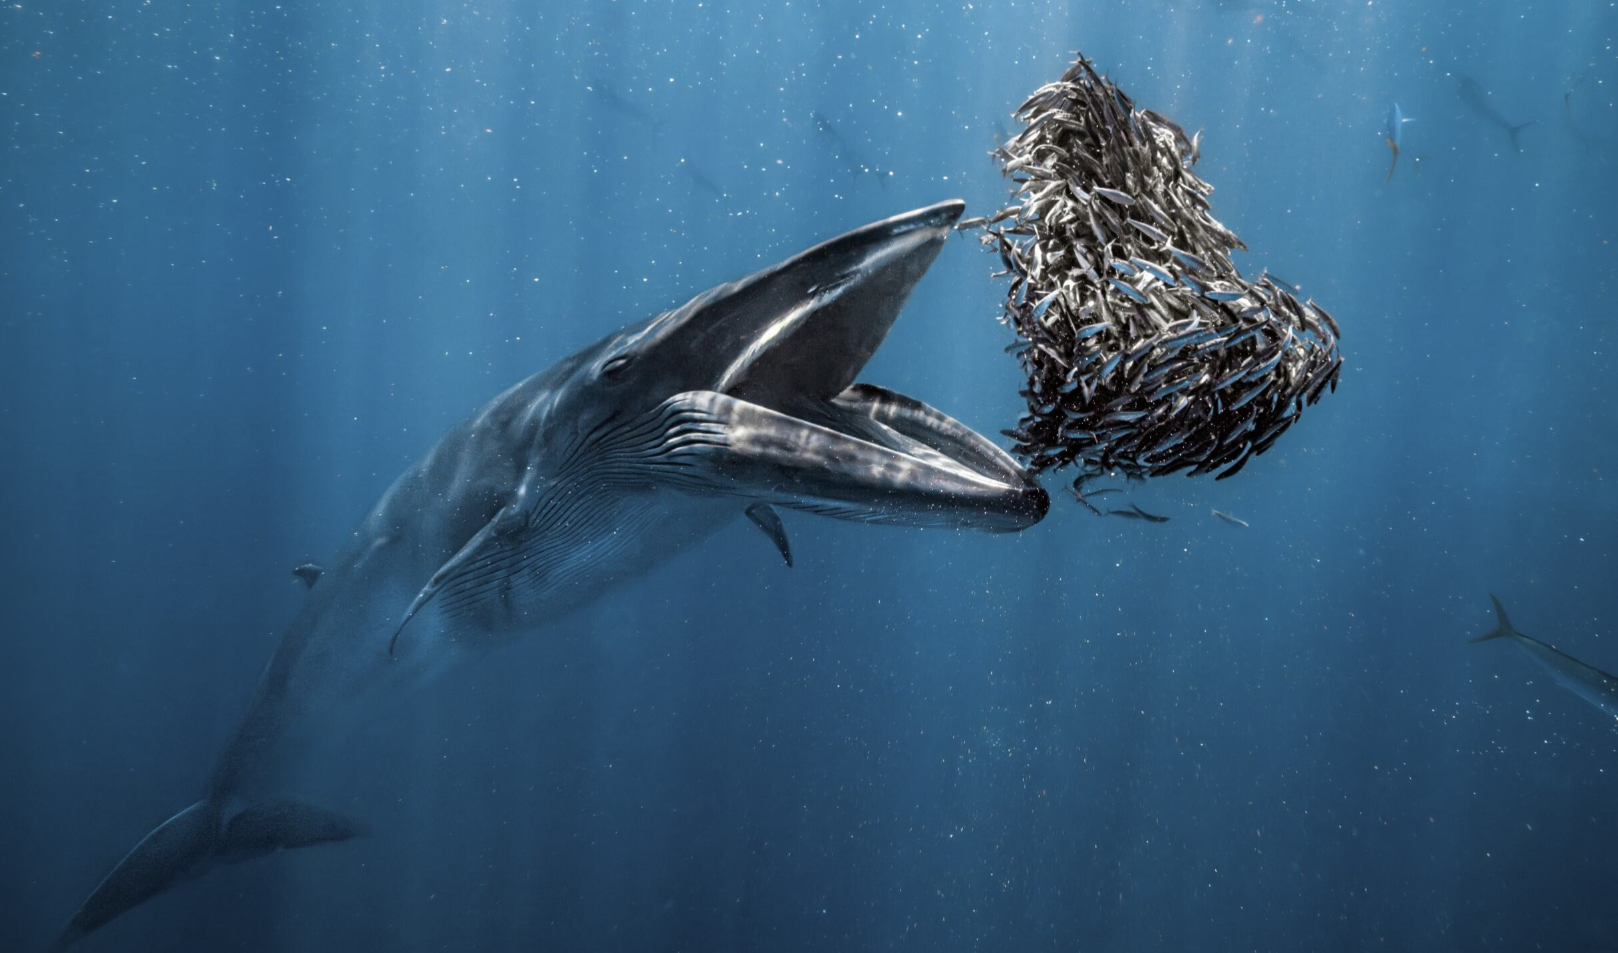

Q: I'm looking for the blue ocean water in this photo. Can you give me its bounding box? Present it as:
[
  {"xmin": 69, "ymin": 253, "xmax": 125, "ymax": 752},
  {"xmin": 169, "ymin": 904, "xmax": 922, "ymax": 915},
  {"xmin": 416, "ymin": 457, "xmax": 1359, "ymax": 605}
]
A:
[{"xmin": 2, "ymin": 0, "xmax": 1615, "ymax": 950}]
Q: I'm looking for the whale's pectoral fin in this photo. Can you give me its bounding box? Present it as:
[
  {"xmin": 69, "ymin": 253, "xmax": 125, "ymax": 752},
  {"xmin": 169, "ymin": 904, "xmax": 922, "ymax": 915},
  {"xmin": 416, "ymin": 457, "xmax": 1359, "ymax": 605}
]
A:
[
  {"xmin": 390, "ymin": 503, "xmax": 525, "ymax": 656},
  {"xmin": 654, "ymin": 390, "xmax": 1047, "ymax": 532},
  {"xmin": 744, "ymin": 503, "xmax": 793, "ymax": 567},
  {"xmin": 55, "ymin": 797, "xmax": 363, "ymax": 950}
]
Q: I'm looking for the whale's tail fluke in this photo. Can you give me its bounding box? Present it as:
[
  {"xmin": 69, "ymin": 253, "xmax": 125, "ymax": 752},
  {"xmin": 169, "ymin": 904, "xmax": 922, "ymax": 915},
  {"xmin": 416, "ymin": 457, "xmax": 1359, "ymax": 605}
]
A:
[
  {"xmin": 1469, "ymin": 594, "xmax": 1520, "ymax": 644},
  {"xmin": 55, "ymin": 796, "xmax": 363, "ymax": 950}
]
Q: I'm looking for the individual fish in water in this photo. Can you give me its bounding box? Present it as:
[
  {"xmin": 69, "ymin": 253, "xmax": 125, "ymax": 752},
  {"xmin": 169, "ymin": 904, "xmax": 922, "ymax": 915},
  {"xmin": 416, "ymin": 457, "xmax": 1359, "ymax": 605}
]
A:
[
  {"xmin": 53, "ymin": 202, "xmax": 1049, "ymax": 949},
  {"xmin": 1210, "ymin": 509, "xmax": 1248, "ymax": 528},
  {"xmin": 678, "ymin": 158, "xmax": 726, "ymax": 200},
  {"xmin": 1383, "ymin": 102, "xmax": 1415, "ymax": 182},
  {"xmin": 1471, "ymin": 595, "xmax": 1618, "ymax": 720},
  {"xmin": 586, "ymin": 79, "xmax": 667, "ymax": 134},
  {"xmin": 1106, "ymin": 502, "xmax": 1171, "ymax": 523},
  {"xmin": 811, "ymin": 110, "xmax": 886, "ymax": 189},
  {"xmin": 1068, "ymin": 475, "xmax": 1120, "ymax": 515},
  {"xmin": 1257, "ymin": 269, "xmax": 1300, "ymax": 294},
  {"xmin": 1455, "ymin": 76, "xmax": 1536, "ymax": 152},
  {"xmin": 992, "ymin": 118, "xmax": 1014, "ymax": 172},
  {"xmin": 1558, "ymin": 69, "xmax": 1617, "ymax": 162}
]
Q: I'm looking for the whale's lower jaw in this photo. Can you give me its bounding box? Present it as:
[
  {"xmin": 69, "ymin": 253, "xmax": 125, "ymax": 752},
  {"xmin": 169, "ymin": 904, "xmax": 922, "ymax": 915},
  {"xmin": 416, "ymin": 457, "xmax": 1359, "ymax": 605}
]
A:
[
  {"xmin": 397, "ymin": 383, "xmax": 1047, "ymax": 659},
  {"xmin": 641, "ymin": 388, "xmax": 1047, "ymax": 532}
]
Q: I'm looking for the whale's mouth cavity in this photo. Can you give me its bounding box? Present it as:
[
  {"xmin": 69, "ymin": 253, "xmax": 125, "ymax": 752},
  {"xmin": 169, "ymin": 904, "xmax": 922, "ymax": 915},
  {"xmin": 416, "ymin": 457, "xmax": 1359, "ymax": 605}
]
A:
[
  {"xmin": 718, "ymin": 200, "xmax": 968, "ymax": 409},
  {"xmin": 646, "ymin": 200, "xmax": 1049, "ymax": 532},
  {"xmin": 721, "ymin": 200, "xmax": 1026, "ymax": 485}
]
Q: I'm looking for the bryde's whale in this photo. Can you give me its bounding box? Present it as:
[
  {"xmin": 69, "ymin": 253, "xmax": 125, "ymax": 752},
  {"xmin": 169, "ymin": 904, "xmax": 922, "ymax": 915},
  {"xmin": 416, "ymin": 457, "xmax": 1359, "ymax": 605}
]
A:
[{"xmin": 55, "ymin": 200, "xmax": 1048, "ymax": 948}]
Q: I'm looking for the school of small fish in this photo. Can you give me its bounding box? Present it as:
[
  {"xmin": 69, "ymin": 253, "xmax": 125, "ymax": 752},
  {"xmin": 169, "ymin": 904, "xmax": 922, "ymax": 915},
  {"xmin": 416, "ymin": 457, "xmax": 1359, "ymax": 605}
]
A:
[{"xmin": 970, "ymin": 55, "xmax": 1343, "ymax": 492}]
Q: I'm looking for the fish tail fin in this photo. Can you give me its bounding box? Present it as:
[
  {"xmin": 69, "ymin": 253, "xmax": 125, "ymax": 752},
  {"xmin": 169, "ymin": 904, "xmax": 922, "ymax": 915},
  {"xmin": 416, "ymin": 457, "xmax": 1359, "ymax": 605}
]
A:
[
  {"xmin": 56, "ymin": 797, "xmax": 364, "ymax": 949},
  {"xmin": 1384, "ymin": 137, "xmax": 1399, "ymax": 183},
  {"xmin": 1508, "ymin": 120, "xmax": 1535, "ymax": 152},
  {"xmin": 1469, "ymin": 594, "xmax": 1518, "ymax": 643}
]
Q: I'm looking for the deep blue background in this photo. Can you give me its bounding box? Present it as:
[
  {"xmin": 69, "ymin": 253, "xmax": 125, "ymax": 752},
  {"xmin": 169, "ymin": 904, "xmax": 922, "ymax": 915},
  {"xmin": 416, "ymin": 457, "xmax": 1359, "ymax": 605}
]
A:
[{"xmin": 4, "ymin": 1, "xmax": 1616, "ymax": 950}]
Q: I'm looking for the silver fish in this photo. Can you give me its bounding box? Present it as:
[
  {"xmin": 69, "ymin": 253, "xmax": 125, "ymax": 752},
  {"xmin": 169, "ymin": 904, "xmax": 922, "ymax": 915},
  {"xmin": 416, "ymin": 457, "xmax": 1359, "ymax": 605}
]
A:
[
  {"xmin": 1093, "ymin": 186, "xmax": 1136, "ymax": 206},
  {"xmin": 1108, "ymin": 278, "xmax": 1149, "ymax": 304},
  {"xmin": 1134, "ymin": 259, "xmax": 1175, "ymax": 284},
  {"xmin": 1202, "ymin": 284, "xmax": 1247, "ymax": 302},
  {"xmin": 1168, "ymin": 246, "xmax": 1209, "ymax": 272},
  {"xmin": 1129, "ymin": 218, "xmax": 1168, "ymax": 243}
]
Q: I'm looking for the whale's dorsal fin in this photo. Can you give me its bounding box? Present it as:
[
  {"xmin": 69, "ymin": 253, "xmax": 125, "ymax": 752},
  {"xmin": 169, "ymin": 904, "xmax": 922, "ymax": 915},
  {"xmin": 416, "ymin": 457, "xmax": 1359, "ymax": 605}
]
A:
[
  {"xmin": 291, "ymin": 563, "xmax": 324, "ymax": 588},
  {"xmin": 744, "ymin": 503, "xmax": 793, "ymax": 568}
]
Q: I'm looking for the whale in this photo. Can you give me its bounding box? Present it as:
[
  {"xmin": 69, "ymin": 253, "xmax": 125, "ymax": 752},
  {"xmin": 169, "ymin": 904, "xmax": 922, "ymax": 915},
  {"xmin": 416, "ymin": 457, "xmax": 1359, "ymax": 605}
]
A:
[{"xmin": 53, "ymin": 199, "xmax": 1049, "ymax": 948}]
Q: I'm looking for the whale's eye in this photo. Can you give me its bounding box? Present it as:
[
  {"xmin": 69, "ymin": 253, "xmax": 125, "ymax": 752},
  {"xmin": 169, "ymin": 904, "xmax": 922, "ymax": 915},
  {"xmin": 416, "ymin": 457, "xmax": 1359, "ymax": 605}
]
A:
[{"xmin": 601, "ymin": 354, "xmax": 634, "ymax": 377}]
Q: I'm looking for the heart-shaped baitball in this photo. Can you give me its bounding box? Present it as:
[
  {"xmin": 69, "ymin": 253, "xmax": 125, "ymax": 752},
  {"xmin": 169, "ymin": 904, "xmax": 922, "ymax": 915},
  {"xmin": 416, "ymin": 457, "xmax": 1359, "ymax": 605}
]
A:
[{"xmin": 970, "ymin": 55, "xmax": 1343, "ymax": 494}]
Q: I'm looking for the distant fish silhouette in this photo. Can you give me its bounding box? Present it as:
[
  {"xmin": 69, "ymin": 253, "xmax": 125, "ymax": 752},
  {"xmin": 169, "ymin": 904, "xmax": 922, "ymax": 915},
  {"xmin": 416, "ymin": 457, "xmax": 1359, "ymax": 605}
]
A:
[
  {"xmin": 678, "ymin": 158, "xmax": 725, "ymax": 199},
  {"xmin": 587, "ymin": 80, "xmax": 667, "ymax": 134},
  {"xmin": 1456, "ymin": 76, "xmax": 1535, "ymax": 152},
  {"xmin": 1383, "ymin": 102, "xmax": 1414, "ymax": 182},
  {"xmin": 1558, "ymin": 70, "xmax": 1615, "ymax": 161},
  {"xmin": 810, "ymin": 110, "xmax": 886, "ymax": 189},
  {"xmin": 1471, "ymin": 594, "xmax": 1618, "ymax": 720}
]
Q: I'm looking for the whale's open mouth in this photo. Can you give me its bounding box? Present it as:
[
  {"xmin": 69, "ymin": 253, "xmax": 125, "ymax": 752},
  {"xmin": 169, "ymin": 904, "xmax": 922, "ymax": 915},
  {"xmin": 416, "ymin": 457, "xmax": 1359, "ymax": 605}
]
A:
[
  {"xmin": 639, "ymin": 200, "xmax": 1050, "ymax": 532},
  {"xmin": 387, "ymin": 202, "xmax": 1050, "ymax": 659}
]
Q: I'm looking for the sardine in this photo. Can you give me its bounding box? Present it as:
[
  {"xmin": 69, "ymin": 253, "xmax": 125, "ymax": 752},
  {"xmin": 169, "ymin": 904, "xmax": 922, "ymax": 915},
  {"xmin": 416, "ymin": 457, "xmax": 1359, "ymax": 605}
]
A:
[
  {"xmin": 1129, "ymin": 218, "xmax": 1168, "ymax": 243},
  {"xmin": 1093, "ymin": 186, "xmax": 1136, "ymax": 206},
  {"xmin": 1106, "ymin": 503, "xmax": 1170, "ymax": 523},
  {"xmin": 1108, "ymin": 277, "xmax": 1149, "ymax": 304}
]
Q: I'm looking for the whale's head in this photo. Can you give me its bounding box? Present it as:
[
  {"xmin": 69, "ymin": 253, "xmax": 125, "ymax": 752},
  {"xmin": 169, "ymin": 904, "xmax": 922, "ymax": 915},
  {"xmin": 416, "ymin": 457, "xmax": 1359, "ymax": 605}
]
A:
[
  {"xmin": 544, "ymin": 200, "xmax": 1049, "ymax": 532},
  {"xmin": 389, "ymin": 202, "xmax": 1048, "ymax": 659}
]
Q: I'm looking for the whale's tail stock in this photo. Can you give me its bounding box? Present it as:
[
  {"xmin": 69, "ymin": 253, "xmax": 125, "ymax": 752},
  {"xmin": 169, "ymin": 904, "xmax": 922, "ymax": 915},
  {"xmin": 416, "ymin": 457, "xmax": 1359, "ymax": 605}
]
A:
[{"xmin": 54, "ymin": 796, "xmax": 363, "ymax": 950}]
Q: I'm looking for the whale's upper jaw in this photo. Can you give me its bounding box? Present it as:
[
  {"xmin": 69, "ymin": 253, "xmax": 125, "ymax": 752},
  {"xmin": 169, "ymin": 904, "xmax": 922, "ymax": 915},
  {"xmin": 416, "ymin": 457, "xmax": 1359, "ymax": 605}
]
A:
[
  {"xmin": 714, "ymin": 199, "xmax": 968, "ymax": 405},
  {"xmin": 594, "ymin": 199, "xmax": 968, "ymax": 410}
]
